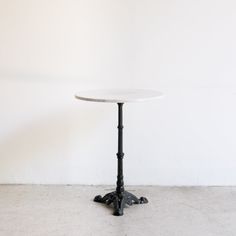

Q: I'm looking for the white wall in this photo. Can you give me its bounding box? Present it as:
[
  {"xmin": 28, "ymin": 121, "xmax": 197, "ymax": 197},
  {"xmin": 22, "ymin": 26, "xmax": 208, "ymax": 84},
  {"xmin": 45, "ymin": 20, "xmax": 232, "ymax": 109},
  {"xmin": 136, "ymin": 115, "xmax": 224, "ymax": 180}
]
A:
[{"xmin": 1, "ymin": 0, "xmax": 236, "ymax": 185}]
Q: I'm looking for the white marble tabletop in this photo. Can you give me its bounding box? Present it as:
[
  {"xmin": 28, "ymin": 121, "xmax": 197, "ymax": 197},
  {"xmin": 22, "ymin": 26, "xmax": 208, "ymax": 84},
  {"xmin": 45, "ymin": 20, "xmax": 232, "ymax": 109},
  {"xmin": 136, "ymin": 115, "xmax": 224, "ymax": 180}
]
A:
[{"xmin": 75, "ymin": 89, "xmax": 162, "ymax": 103}]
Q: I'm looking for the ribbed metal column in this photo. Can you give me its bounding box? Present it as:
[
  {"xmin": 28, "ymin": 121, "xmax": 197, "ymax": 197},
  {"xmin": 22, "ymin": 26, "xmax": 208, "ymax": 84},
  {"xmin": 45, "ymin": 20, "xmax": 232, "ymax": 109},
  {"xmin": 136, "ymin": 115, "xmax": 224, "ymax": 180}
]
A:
[{"xmin": 116, "ymin": 103, "xmax": 124, "ymax": 195}]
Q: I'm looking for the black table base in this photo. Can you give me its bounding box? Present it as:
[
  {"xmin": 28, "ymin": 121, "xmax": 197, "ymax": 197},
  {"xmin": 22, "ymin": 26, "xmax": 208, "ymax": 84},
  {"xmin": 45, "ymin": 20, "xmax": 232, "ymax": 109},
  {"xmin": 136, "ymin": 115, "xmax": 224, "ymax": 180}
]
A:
[{"xmin": 94, "ymin": 103, "xmax": 148, "ymax": 216}]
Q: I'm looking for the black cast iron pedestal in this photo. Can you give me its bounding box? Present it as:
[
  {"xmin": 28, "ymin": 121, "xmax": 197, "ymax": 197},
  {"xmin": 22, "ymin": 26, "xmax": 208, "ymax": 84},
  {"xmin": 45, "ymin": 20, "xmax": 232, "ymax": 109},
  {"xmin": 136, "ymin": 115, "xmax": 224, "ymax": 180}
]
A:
[{"xmin": 94, "ymin": 103, "xmax": 148, "ymax": 216}]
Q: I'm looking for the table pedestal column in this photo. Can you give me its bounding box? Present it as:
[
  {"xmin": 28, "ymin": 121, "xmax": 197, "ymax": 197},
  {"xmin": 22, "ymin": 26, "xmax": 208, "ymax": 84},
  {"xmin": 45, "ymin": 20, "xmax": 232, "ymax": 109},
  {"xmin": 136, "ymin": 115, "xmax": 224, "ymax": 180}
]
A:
[{"xmin": 94, "ymin": 103, "xmax": 148, "ymax": 216}]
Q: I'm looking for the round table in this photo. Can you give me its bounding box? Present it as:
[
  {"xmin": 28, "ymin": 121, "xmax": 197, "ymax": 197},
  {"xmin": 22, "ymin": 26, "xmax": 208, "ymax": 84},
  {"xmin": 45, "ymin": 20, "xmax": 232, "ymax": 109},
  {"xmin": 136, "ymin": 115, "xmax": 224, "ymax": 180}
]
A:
[{"xmin": 75, "ymin": 89, "xmax": 162, "ymax": 216}]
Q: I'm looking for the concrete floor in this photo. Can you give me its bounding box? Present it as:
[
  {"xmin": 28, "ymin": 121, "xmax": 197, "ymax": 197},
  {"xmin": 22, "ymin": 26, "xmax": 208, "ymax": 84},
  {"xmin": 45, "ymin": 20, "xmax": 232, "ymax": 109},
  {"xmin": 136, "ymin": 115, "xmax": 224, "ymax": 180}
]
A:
[{"xmin": 0, "ymin": 186, "xmax": 236, "ymax": 236}]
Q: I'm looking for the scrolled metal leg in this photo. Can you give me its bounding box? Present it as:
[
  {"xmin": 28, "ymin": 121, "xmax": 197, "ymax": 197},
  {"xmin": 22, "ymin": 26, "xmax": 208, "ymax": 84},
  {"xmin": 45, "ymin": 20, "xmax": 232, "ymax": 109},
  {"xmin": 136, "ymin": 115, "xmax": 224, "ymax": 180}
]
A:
[
  {"xmin": 113, "ymin": 194, "xmax": 125, "ymax": 216},
  {"xmin": 94, "ymin": 192, "xmax": 115, "ymax": 204}
]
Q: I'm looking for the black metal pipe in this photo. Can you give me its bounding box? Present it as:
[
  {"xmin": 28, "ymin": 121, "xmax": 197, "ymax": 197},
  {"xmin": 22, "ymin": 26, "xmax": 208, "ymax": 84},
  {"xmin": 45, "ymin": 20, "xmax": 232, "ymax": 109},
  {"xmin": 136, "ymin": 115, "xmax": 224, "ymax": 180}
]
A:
[{"xmin": 116, "ymin": 103, "xmax": 124, "ymax": 194}]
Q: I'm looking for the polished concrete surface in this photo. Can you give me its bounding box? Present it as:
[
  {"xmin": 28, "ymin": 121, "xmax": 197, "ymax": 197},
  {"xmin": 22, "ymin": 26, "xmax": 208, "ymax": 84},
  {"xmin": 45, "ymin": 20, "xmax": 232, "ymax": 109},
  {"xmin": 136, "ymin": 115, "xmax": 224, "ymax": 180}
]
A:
[{"xmin": 0, "ymin": 185, "xmax": 236, "ymax": 236}]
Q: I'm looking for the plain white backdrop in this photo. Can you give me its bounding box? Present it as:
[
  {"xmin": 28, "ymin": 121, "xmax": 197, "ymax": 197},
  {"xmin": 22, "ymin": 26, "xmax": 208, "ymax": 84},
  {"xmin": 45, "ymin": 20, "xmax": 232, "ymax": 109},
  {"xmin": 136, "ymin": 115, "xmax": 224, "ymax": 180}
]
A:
[{"xmin": 0, "ymin": 0, "xmax": 236, "ymax": 185}]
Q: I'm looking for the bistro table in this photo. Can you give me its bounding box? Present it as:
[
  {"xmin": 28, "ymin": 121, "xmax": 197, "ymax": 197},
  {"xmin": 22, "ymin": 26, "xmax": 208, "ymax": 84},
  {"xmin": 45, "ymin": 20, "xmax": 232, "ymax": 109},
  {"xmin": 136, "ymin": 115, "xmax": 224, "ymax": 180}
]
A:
[{"xmin": 75, "ymin": 89, "xmax": 162, "ymax": 216}]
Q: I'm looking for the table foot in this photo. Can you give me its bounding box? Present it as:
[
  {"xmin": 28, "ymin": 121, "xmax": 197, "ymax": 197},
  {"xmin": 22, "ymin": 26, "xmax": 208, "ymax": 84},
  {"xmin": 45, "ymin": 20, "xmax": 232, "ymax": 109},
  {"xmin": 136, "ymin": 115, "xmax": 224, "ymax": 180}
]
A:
[{"xmin": 94, "ymin": 191, "xmax": 148, "ymax": 216}]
